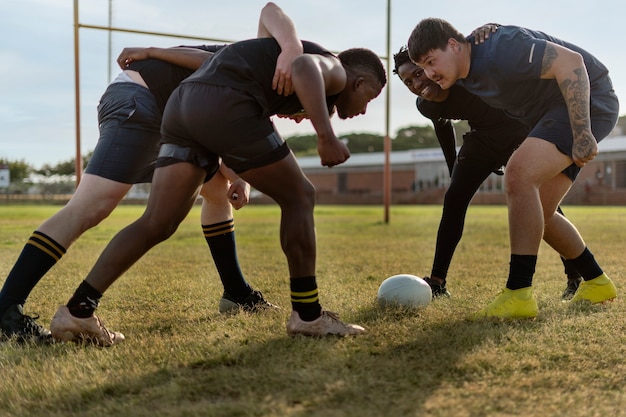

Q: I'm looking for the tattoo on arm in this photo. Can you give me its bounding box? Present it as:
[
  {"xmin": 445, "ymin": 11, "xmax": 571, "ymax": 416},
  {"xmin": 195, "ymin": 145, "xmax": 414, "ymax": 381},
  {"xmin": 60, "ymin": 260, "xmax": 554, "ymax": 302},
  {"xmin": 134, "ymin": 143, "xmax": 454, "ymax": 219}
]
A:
[
  {"xmin": 542, "ymin": 43, "xmax": 595, "ymax": 163},
  {"xmin": 559, "ymin": 67, "xmax": 591, "ymax": 137},
  {"xmin": 540, "ymin": 44, "xmax": 558, "ymax": 76},
  {"xmin": 560, "ymin": 66, "xmax": 595, "ymax": 161}
]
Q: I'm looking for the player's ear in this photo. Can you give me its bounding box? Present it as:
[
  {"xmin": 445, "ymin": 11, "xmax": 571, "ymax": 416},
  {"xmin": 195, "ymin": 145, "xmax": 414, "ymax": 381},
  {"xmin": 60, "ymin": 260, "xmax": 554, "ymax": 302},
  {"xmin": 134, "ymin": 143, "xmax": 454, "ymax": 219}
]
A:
[
  {"xmin": 448, "ymin": 38, "xmax": 460, "ymax": 53},
  {"xmin": 354, "ymin": 76, "xmax": 365, "ymax": 91}
]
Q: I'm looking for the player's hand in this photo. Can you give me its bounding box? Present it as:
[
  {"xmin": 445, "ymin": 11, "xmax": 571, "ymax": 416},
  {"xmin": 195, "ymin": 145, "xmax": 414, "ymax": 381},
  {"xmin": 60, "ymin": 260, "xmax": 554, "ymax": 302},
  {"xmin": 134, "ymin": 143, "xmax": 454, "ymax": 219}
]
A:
[
  {"xmin": 228, "ymin": 179, "xmax": 250, "ymax": 210},
  {"xmin": 116, "ymin": 47, "xmax": 151, "ymax": 69},
  {"xmin": 471, "ymin": 23, "xmax": 499, "ymax": 44},
  {"xmin": 273, "ymin": 44, "xmax": 302, "ymax": 96},
  {"xmin": 317, "ymin": 136, "xmax": 350, "ymax": 167},
  {"xmin": 572, "ymin": 131, "xmax": 598, "ymax": 167}
]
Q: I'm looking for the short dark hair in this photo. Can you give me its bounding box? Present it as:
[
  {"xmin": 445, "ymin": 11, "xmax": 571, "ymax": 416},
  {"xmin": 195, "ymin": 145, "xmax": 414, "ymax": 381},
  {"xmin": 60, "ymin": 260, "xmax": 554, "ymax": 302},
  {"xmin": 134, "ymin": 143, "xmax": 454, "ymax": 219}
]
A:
[
  {"xmin": 392, "ymin": 46, "xmax": 411, "ymax": 78},
  {"xmin": 338, "ymin": 48, "xmax": 387, "ymax": 88},
  {"xmin": 407, "ymin": 18, "xmax": 466, "ymax": 63}
]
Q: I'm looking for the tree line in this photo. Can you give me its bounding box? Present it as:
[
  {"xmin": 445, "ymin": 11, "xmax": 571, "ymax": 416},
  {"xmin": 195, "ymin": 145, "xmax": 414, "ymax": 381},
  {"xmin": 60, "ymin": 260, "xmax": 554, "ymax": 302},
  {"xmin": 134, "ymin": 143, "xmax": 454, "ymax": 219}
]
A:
[{"xmin": 3, "ymin": 115, "xmax": 626, "ymax": 190}]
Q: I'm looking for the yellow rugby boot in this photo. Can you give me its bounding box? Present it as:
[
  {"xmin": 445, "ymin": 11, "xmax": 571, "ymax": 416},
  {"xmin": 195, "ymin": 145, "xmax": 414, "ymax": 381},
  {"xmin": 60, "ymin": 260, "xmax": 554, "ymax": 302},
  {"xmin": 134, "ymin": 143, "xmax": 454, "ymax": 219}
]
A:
[
  {"xmin": 570, "ymin": 273, "xmax": 617, "ymax": 304},
  {"xmin": 471, "ymin": 287, "xmax": 538, "ymax": 320}
]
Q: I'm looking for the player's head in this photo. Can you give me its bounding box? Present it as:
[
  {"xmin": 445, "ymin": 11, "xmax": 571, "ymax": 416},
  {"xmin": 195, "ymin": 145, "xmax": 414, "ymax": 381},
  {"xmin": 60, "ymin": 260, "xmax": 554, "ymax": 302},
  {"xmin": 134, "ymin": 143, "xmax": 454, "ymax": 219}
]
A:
[
  {"xmin": 407, "ymin": 18, "xmax": 465, "ymax": 62},
  {"xmin": 334, "ymin": 48, "xmax": 387, "ymax": 120},
  {"xmin": 407, "ymin": 18, "xmax": 468, "ymax": 90},
  {"xmin": 393, "ymin": 46, "xmax": 448, "ymax": 102}
]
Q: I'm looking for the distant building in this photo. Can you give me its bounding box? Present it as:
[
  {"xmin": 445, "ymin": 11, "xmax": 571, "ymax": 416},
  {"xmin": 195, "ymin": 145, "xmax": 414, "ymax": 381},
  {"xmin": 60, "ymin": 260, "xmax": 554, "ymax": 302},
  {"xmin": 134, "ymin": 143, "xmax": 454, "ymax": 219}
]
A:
[
  {"xmin": 0, "ymin": 164, "xmax": 9, "ymax": 188},
  {"xmin": 290, "ymin": 136, "xmax": 626, "ymax": 205}
]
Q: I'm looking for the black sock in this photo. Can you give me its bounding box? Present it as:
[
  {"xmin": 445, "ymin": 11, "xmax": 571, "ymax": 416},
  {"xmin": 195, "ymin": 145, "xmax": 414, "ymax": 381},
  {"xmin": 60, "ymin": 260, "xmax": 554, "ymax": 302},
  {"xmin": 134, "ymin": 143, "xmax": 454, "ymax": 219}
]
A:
[
  {"xmin": 506, "ymin": 254, "xmax": 537, "ymax": 290},
  {"xmin": 203, "ymin": 220, "xmax": 251, "ymax": 300},
  {"xmin": 290, "ymin": 276, "xmax": 322, "ymax": 321},
  {"xmin": 0, "ymin": 231, "xmax": 66, "ymax": 315},
  {"xmin": 568, "ymin": 247, "xmax": 603, "ymax": 281},
  {"xmin": 561, "ymin": 257, "xmax": 581, "ymax": 280},
  {"xmin": 66, "ymin": 281, "xmax": 102, "ymax": 318}
]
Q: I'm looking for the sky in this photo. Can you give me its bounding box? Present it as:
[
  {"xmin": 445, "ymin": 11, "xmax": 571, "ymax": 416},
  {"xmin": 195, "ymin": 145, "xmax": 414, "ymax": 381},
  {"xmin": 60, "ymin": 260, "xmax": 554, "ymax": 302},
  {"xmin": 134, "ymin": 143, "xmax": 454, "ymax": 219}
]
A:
[{"xmin": 1, "ymin": 0, "xmax": 625, "ymax": 168}]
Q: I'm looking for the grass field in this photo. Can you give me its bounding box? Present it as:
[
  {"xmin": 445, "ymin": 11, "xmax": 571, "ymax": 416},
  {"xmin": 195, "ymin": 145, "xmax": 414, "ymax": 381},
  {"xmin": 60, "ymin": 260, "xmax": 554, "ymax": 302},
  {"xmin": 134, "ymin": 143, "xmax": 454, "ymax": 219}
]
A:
[{"xmin": 0, "ymin": 204, "xmax": 624, "ymax": 417}]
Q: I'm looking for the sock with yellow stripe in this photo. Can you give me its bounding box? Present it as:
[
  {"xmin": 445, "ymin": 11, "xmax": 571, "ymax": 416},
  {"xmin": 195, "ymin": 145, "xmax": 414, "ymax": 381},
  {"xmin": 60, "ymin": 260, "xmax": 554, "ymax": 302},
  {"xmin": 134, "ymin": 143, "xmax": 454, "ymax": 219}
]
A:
[
  {"xmin": 0, "ymin": 231, "xmax": 67, "ymax": 315},
  {"xmin": 290, "ymin": 276, "xmax": 322, "ymax": 321},
  {"xmin": 203, "ymin": 220, "xmax": 252, "ymax": 301}
]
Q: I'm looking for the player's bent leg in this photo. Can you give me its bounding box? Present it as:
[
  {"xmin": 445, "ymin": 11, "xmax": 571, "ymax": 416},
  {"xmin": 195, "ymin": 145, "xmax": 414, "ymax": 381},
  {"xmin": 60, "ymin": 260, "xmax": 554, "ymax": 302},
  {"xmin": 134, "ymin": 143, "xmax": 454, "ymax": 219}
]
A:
[
  {"xmin": 199, "ymin": 171, "xmax": 279, "ymax": 314},
  {"xmin": 240, "ymin": 154, "xmax": 364, "ymax": 337},
  {"xmin": 0, "ymin": 175, "xmax": 130, "ymax": 343},
  {"xmin": 239, "ymin": 154, "xmax": 316, "ymax": 278},
  {"xmin": 428, "ymin": 158, "xmax": 494, "ymax": 298},
  {"xmin": 38, "ymin": 174, "xmax": 131, "ymax": 248},
  {"xmin": 505, "ymin": 138, "xmax": 572, "ymax": 255},
  {"xmin": 199, "ymin": 170, "xmax": 232, "ymax": 224},
  {"xmin": 50, "ymin": 163, "xmax": 206, "ymax": 345},
  {"xmin": 540, "ymin": 174, "xmax": 587, "ymax": 259},
  {"xmin": 84, "ymin": 162, "xmax": 207, "ymax": 293}
]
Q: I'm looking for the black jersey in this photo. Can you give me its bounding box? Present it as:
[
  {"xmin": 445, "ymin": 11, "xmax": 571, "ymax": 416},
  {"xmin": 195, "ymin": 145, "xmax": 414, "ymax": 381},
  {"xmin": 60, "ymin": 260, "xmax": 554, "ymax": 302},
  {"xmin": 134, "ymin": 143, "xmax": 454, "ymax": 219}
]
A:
[
  {"xmin": 418, "ymin": 84, "xmax": 530, "ymax": 155},
  {"xmin": 126, "ymin": 45, "xmax": 225, "ymax": 113},
  {"xmin": 183, "ymin": 38, "xmax": 337, "ymax": 117}
]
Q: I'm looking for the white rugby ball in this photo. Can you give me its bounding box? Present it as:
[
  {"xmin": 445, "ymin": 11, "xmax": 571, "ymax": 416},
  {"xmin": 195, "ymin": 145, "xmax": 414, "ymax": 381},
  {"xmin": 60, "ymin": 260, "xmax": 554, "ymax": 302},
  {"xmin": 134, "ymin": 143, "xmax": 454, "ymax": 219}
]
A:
[{"xmin": 377, "ymin": 274, "xmax": 432, "ymax": 308}]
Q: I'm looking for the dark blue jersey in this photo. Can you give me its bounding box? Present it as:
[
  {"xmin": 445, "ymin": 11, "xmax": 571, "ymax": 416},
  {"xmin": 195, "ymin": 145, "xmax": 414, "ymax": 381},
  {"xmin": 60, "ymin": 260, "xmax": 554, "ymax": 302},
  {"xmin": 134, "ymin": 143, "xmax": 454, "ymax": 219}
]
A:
[{"xmin": 458, "ymin": 25, "xmax": 612, "ymax": 126}]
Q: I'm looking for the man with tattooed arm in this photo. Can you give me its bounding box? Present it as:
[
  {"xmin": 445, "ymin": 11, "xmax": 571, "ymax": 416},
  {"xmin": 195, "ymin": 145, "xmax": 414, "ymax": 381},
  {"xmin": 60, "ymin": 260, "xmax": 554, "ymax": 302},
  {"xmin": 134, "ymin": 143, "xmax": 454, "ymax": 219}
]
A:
[{"xmin": 407, "ymin": 19, "xmax": 619, "ymax": 319}]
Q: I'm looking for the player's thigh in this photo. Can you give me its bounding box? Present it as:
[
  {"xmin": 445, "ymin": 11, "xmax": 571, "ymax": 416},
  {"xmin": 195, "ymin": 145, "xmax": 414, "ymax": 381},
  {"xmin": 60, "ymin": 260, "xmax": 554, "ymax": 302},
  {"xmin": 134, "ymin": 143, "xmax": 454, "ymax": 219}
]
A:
[
  {"xmin": 66, "ymin": 173, "xmax": 131, "ymax": 215},
  {"xmin": 239, "ymin": 153, "xmax": 313, "ymax": 208},
  {"xmin": 143, "ymin": 163, "xmax": 207, "ymax": 228},
  {"xmin": 506, "ymin": 137, "xmax": 572, "ymax": 185}
]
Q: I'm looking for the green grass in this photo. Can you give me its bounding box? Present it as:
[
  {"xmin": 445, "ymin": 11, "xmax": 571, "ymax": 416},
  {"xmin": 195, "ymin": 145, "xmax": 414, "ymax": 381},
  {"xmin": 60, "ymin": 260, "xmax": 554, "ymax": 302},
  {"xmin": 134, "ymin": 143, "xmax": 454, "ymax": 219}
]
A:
[{"xmin": 0, "ymin": 204, "xmax": 625, "ymax": 417}]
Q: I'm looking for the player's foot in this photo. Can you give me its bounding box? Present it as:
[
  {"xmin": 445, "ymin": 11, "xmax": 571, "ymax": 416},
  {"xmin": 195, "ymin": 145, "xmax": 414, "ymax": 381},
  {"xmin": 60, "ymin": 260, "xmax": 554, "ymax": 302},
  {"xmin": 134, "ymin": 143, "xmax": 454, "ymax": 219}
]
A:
[
  {"xmin": 218, "ymin": 290, "xmax": 280, "ymax": 314},
  {"xmin": 570, "ymin": 273, "xmax": 617, "ymax": 304},
  {"xmin": 50, "ymin": 306, "xmax": 124, "ymax": 347},
  {"xmin": 0, "ymin": 304, "xmax": 53, "ymax": 343},
  {"xmin": 286, "ymin": 310, "xmax": 365, "ymax": 337},
  {"xmin": 423, "ymin": 276, "xmax": 451, "ymax": 298},
  {"xmin": 471, "ymin": 287, "xmax": 538, "ymax": 320},
  {"xmin": 561, "ymin": 277, "xmax": 582, "ymax": 300}
]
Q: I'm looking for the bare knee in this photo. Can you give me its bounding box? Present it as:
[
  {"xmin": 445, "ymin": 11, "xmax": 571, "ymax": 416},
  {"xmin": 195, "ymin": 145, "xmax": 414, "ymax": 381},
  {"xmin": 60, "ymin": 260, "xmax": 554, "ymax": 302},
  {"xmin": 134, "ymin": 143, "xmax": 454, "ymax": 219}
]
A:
[
  {"xmin": 62, "ymin": 197, "xmax": 119, "ymax": 231},
  {"xmin": 134, "ymin": 216, "xmax": 179, "ymax": 245},
  {"xmin": 199, "ymin": 172, "xmax": 229, "ymax": 205},
  {"xmin": 504, "ymin": 164, "xmax": 536, "ymax": 197},
  {"xmin": 287, "ymin": 179, "xmax": 315, "ymax": 211}
]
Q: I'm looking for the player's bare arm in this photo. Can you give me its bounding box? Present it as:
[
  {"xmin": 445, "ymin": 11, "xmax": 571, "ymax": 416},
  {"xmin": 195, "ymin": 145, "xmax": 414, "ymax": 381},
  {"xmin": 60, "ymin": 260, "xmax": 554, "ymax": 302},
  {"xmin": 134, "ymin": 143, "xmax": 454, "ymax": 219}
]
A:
[
  {"xmin": 116, "ymin": 47, "xmax": 213, "ymax": 70},
  {"xmin": 540, "ymin": 41, "xmax": 596, "ymax": 167},
  {"xmin": 291, "ymin": 54, "xmax": 349, "ymax": 167},
  {"xmin": 257, "ymin": 2, "xmax": 303, "ymax": 95}
]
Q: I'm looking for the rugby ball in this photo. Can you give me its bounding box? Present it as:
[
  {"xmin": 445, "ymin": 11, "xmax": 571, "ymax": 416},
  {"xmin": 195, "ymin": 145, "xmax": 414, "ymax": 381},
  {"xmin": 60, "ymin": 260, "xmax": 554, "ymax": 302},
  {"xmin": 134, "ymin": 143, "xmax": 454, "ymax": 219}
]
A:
[{"xmin": 377, "ymin": 274, "xmax": 432, "ymax": 308}]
